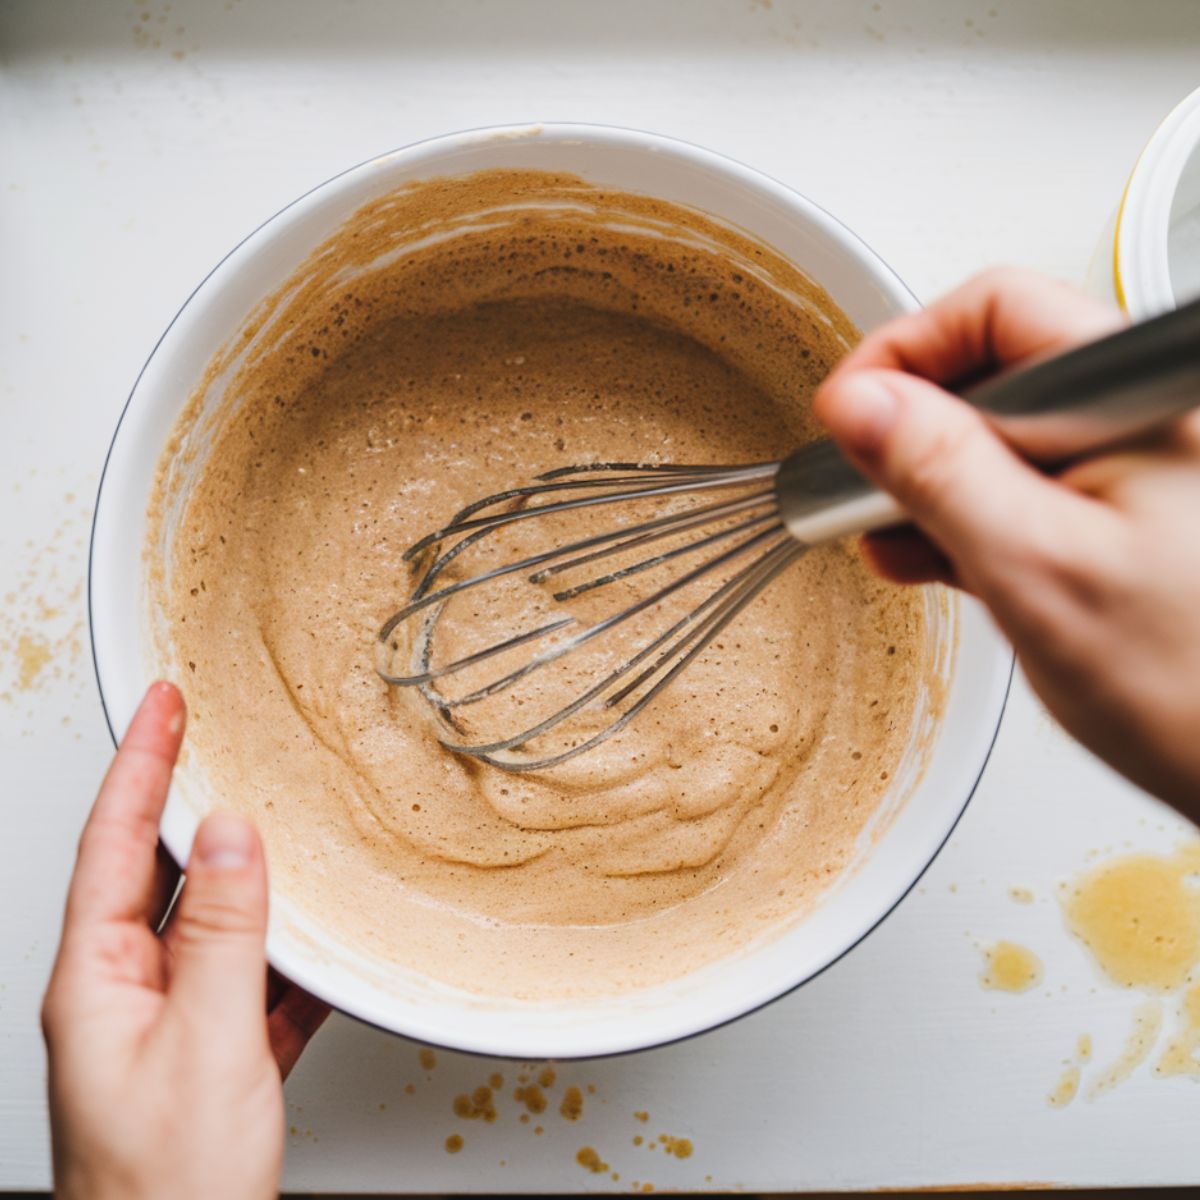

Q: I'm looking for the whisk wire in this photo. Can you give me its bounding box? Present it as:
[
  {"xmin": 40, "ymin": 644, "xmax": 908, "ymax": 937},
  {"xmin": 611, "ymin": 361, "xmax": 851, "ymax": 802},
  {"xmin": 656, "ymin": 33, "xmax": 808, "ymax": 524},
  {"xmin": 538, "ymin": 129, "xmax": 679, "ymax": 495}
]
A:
[
  {"xmin": 379, "ymin": 460, "xmax": 799, "ymax": 770},
  {"xmin": 533, "ymin": 460, "xmax": 775, "ymax": 480},
  {"xmin": 527, "ymin": 489, "xmax": 777, "ymax": 584},
  {"xmin": 549, "ymin": 508, "xmax": 780, "ymax": 602},
  {"xmin": 402, "ymin": 461, "xmax": 780, "ymax": 563},
  {"xmin": 604, "ymin": 538, "xmax": 805, "ymax": 712},
  {"xmin": 417, "ymin": 520, "xmax": 785, "ymax": 709},
  {"xmin": 439, "ymin": 536, "xmax": 804, "ymax": 771},
  {"xmin": 382, "ymin": 486, "xmax": 780, "ymax": 634}
]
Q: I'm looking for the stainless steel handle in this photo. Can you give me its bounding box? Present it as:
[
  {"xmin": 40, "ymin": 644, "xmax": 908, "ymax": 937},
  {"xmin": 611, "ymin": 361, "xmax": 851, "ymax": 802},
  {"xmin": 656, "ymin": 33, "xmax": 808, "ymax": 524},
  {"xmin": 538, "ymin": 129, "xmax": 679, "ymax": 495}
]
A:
[{"xmin": 776, "ymin": 296, "xmax": 1200, "ymax": 545}]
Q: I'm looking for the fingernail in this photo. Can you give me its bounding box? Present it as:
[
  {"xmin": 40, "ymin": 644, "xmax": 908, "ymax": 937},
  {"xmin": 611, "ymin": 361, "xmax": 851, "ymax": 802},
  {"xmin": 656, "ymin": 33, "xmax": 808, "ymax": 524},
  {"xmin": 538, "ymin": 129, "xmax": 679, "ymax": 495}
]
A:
[
  {"xmin": 824, "ymin": 373, "xmax": 898, "ymax": 457},
  {"xmin": 147, "ymin": 681, "xmax": 185, "ymax": 735},
  {"xmin": 193, "ymin": 812, "xmax": 256, "ymax": 870}
]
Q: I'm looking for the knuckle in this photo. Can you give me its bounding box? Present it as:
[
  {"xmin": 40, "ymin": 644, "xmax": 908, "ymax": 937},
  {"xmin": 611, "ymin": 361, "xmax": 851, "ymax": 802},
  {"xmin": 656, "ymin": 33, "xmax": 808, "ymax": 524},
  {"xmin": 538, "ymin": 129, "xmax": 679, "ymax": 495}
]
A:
[
  {"xmin": 993, "ymin": 513, "xmax": 1063, "ymax": 577},
  {"xmin": 84, "ymin": 822, "xmax": 143, "ymax": 872},
  {"xmin": 94, "ymin": 922, "xmax": 152, "ymax": 973},
  {"xmin": 175, "ymin": 891, "xmax": 261, "ymax": 945},
  {"xmin": 1176, "ymin": 409, "xmax": 1200, "ymax": 451},
  {"xmin": 80, "ymin": 806, "xmax": 158, "ymax": 866},
  {"xmin": 1051, "ymin": 526, "xmax": 1130, "ymax": 608}
]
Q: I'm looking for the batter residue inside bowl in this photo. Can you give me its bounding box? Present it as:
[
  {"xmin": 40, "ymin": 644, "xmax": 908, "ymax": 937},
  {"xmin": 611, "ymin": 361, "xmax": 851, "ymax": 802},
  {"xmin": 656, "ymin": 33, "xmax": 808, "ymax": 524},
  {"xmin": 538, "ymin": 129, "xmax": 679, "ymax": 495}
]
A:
[{"xmin": 150, "ymin": 169, "xmax": 933, "ymax": 999}]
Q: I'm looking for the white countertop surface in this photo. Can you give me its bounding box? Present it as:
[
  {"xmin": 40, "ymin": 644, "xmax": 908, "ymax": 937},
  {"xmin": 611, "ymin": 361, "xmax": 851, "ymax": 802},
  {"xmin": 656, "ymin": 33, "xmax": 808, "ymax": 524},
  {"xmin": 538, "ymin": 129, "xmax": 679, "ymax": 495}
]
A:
[{"xmin": 3, "ymin": 0, "xmax": 1200, "ymax": 1191}]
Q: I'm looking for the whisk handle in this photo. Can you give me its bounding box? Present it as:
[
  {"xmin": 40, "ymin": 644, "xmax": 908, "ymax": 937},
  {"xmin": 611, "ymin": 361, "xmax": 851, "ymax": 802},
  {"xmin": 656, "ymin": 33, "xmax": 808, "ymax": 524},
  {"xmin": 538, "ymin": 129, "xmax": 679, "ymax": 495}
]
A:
[{"xmin": 776, "ymin": 296, "xmax": 1200, "ymax": 545}]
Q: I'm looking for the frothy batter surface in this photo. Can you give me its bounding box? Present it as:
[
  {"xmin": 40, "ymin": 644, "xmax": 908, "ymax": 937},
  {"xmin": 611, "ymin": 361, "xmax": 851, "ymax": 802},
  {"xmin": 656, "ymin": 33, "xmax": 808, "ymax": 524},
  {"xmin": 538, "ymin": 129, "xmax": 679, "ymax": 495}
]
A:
[{"xmin": 152, "ymin": 170, "xmax": 931, "ymax": 999}]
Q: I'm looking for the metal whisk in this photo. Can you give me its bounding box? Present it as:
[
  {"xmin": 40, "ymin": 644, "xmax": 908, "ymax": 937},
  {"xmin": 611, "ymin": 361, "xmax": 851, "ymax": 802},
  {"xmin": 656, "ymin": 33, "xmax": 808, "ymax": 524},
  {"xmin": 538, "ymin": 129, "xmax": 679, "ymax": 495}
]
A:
[{"xmin": 377, "ymin": 298, "xmax": 1200, "ymax": 771}]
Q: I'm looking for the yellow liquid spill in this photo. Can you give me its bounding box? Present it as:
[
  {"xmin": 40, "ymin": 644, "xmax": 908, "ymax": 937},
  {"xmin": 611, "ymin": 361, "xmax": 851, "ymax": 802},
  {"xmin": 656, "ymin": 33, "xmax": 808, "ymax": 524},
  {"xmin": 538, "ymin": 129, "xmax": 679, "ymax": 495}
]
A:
[
  {"xmin": 1156, "ymin": 982, "xmax": 1200, "ymax": 1078},
  {"xmin": 1023, "ymin": 844, "xmax": 1200, "ymax": 1109},
  {"xmin": 1089, "ymin": 1000, "xmax": 1163, "ymax": 1098},
  {"xmin": 1047, "ymin": 1064, "xmax": 1080, "ymax": 1108},
  {"xmin": 1046, "ymin": 1032, "xmax": 1093, "ymax": 1108},
  {"xmin": 1063, "ymin": 844, "xmax": 1200, "ymax": 991},
  {"xmin": 981, "ymin": 940, "xmax": 1043, "ymax": 992}
]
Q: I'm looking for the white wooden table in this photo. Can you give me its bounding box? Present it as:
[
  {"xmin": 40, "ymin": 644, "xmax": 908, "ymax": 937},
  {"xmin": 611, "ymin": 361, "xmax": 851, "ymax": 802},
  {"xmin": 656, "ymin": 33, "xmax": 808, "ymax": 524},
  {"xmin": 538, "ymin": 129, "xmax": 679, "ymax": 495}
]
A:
[{"xmin": 3, "ymin": 1, "xmax": 1199, "ymax": 1191}]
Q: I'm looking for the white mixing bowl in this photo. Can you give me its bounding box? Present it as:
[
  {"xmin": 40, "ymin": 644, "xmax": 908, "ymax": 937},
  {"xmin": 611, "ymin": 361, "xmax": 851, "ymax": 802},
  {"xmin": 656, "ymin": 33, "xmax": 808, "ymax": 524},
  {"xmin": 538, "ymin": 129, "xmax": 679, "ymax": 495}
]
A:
[{"xmin": 89, "ymin": 124, "xmax": 1011, "ymax": 1059}]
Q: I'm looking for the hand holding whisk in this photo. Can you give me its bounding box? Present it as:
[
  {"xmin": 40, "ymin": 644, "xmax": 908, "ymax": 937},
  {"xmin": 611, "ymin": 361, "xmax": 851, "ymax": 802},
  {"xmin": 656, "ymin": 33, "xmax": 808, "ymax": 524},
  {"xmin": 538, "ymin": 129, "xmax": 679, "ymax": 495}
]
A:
[{"xmin": 377, "ymin": 297, "xmax": 1200, "ymax": 772}]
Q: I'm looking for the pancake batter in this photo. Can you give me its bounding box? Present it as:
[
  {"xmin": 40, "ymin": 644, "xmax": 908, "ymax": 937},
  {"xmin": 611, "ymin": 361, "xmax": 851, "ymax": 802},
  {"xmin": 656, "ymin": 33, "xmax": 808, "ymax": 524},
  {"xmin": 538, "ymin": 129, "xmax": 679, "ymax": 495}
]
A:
[{"xmin": 150, "ymin": 170, "xmax": 933, "ymax": 999}]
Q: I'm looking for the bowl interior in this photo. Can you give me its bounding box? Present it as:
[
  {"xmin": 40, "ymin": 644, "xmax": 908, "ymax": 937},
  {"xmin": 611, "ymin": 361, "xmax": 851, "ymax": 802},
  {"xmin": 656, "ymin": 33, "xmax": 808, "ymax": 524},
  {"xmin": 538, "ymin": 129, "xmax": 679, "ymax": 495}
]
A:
[{"xmin": 91, "ymin": 125, "xmax": 1010, "ymax": 1058}]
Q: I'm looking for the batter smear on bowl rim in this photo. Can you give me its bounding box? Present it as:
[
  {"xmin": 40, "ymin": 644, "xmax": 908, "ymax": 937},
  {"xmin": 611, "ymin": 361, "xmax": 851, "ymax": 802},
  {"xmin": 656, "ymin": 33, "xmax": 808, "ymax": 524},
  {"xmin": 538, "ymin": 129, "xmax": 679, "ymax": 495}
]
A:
[{"xmin": 148, "ymin": 169, "xmax": 940, "ymax": 1000}]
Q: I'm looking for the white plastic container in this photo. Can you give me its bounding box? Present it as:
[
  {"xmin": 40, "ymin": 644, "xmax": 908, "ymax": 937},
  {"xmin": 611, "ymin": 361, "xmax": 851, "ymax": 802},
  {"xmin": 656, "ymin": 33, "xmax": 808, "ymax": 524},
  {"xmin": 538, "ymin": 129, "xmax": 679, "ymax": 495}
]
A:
[
  {"xmin": 1088, "ymin": 85, "xmax": 1200, "ymax": 319},
  {"xmin": 89, "ymin": 124, "xmax": 1011, "ymax": 1058}
]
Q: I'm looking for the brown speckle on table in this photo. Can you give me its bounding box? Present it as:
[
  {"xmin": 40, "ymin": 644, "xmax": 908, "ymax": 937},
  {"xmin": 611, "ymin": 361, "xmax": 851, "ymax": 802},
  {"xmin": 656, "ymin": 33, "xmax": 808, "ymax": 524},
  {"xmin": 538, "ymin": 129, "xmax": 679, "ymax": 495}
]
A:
[
  {"xmin": 559, "ymin": 1085, "xmax": 584, "ymax": 1120},
  {"xmin": 658, "ymin": 1133, "xmax": 694, "ymax": 1159},
  {"xmin": 576, "ymin": 1146, "xmax": 608, "ymax": 1173},
  {"xmin": 1, "ymin": 484, "xmax": 91, "ymax": 720},
  {"xmin": 452, "ymin": 1086, "xmax": 497, "ymax": 1123},
  {"xmin": 514, "ymin": 1083, "xmax": 547, "ymax": 1114}
]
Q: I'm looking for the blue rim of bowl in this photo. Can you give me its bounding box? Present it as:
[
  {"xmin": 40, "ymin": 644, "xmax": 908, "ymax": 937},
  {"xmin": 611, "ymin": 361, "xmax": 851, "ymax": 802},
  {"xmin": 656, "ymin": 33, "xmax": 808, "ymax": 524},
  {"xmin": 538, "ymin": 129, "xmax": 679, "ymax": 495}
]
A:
[{"xmin": 88, "ymin": 120, "xmax": 1015, "ymax": 1060}]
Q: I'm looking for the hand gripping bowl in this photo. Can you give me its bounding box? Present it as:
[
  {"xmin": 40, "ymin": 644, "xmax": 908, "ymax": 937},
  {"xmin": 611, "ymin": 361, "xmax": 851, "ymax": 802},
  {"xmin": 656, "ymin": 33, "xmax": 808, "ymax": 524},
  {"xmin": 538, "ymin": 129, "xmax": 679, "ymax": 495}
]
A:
[{"xmin": 90, "ymin": 124, "xmax": 1011, "ymax": 1059}]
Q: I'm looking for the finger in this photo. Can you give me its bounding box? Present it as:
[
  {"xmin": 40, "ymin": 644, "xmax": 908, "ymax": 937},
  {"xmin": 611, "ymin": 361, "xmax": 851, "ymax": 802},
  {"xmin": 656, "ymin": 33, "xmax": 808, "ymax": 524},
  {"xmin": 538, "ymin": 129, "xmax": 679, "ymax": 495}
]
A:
[
  {"xmin": 268, "ymin": 983, "xmax": 332, "ymax": 1081},
  {"xmin": 156, "ymin": 871, "xmax": 258, "ymax": 986},
  {"xmin": 860, "ymin": 528, "xmax": 960, "ymax": 588},
  {"xmin": 833, "ymin": 267, "xmax": 1125, "ymax": 386},
  {"xmin": 165, "ymin": 812, "xmax": 269, "ymax": 1043},
  {"xmin": 1058, "ymin": 409, "xmax": 1200, "ymax": 501},
  {"xmin": 65, "ymin": 682, "xmax": 186, "ymax": 930},
  {"xmin": 814, "ymin": 367, "xmax": 1111, "ymax": 597}
]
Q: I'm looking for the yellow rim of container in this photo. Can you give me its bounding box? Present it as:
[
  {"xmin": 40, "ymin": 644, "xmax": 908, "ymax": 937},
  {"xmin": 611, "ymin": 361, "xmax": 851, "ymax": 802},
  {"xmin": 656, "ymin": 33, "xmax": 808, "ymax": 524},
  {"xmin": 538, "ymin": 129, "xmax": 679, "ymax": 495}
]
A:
[
  {"xmin": 1111, "ymin": 160, "xmax": 1135, "ymax": 314},
  {"xmin": 1111, "ymin": 128, "xmax": 1158, "ymax": 315},
  {"xmin": 1112, "ymin": 90, "xmax": 1198, "ymax": 315}
]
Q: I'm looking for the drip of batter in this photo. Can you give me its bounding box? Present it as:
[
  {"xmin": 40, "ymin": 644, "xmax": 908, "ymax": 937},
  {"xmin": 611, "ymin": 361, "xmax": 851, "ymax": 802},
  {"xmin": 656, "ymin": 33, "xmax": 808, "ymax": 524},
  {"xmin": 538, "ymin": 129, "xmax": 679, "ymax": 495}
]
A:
[{"xmin": 149, "ymin": 170, "xmax": 934, "ymax": 999}]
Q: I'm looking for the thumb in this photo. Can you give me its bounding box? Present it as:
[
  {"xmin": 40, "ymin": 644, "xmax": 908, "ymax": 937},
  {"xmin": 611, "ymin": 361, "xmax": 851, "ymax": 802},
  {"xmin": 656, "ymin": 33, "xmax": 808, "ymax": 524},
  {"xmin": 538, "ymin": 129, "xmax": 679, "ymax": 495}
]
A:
[
  {"xmin": 814, "ymin": 367, "xmax": 1073, "ymax": 590},
  {"xmin": 167, "ymin": 811, "xmax": 268, "ymax": 1038}
]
